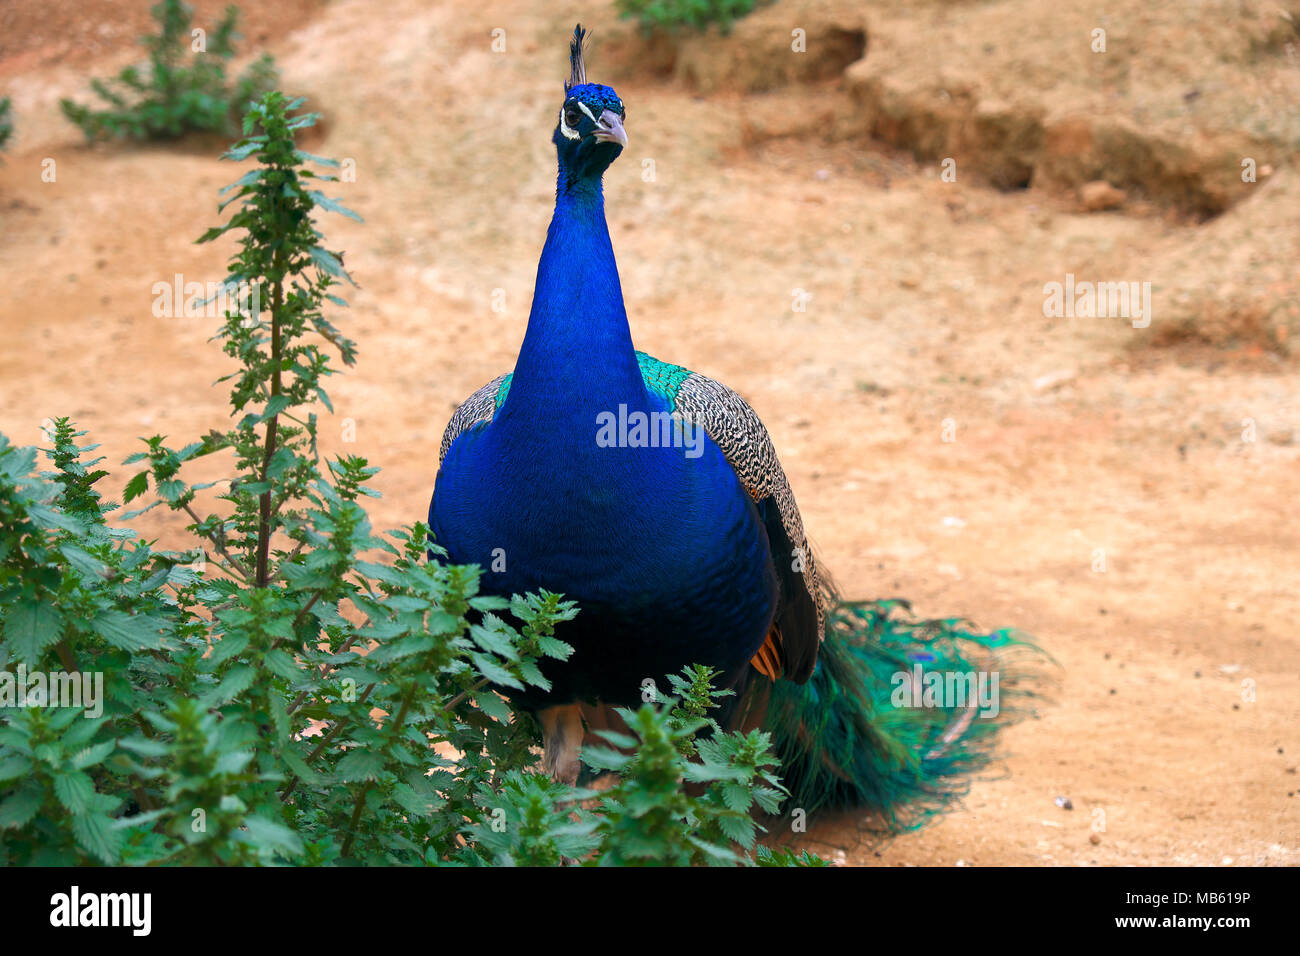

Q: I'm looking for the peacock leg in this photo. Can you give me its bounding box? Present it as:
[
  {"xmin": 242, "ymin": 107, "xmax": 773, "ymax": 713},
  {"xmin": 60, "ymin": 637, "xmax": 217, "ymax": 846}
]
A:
[{"xmin": 539, "ymin": 703, "xmax": 584, "ymax": 785}]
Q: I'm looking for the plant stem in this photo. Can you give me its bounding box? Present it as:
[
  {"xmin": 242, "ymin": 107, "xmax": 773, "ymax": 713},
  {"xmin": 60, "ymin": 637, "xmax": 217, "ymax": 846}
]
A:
[
  {"xmin": 339, "ymin": 684, "xmax": 416, "ymax": 858},
  {"xmin": 279, "ymin": 681, "xmax": 376, "ymax": 802},
  {"xmin": 254, "ymin": 247, "xmax": 286, "ymax": 587},
  {"xmin": 182, "ymin": 502, "xmax": 251, "ymax": 581}
]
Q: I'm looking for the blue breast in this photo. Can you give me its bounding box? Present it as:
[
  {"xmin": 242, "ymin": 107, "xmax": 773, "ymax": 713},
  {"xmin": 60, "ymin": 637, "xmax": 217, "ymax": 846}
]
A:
[{"xmin": 430, "ymin": 388, "xmax": 777, "ymax": 707}]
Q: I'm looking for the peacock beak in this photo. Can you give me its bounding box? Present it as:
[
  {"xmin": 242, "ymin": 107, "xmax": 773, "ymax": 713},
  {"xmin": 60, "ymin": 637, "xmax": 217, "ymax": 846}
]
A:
[{"xmin": 592, "ymin": 109, "xmax": 627, "ymax": 149}]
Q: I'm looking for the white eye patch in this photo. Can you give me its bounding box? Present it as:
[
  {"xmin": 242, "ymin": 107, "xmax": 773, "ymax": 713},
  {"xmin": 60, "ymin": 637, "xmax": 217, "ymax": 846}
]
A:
[
  {"xmin": 558, "ymin": 100, "xmax": 601, "ymax": 141},
  {"xmin": 558, "ymin": 105, "xmax": 580, "ymax": 141}
]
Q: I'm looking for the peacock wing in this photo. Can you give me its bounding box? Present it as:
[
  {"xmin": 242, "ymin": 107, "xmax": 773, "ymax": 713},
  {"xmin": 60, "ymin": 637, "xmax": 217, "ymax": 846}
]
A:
[
  {"xmin": 438, "ymin": 373, "xmax": 510, "ymax": 465},
  {"xmin": 639, "ymin": 352, "xmax": 825, "ymax": 683}
]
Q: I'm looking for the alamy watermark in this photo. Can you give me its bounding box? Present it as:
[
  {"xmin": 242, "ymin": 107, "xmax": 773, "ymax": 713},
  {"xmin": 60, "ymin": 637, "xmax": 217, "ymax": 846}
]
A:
[
  {"xmin": 1043, "ymin": 273, "xmax": 1151, "ymax": 328},
  {"xmin": 152, "ymin": 274, "xmax": 261, "ymax": 322},
  {"xmin": 890, "ymin": 663, "xmax": 1000, "ymax": 718},
  {"xmin": 0, "ymin": 665, "xmax": 103, "ymax": 718},
  {"xmin": 595, "ymin": 405, "xmax": 705, "ymax": 459}
]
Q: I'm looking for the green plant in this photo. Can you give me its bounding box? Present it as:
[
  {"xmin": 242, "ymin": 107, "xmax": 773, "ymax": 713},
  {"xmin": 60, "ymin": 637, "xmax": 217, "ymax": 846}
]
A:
[
  {"xmin": 60, "ymin": 0, "xmax": 276, "ymax": 142},
  {"xmin": 616, "ymin": 0, "xmax": 773, "ymax": 34},
  {"xmin": 0, "ymin": 91, "xmax": 818, "ymax": 866},
  {"xmin": 0, "ymin": 98, "xmax": 12, "ymax": 155}
]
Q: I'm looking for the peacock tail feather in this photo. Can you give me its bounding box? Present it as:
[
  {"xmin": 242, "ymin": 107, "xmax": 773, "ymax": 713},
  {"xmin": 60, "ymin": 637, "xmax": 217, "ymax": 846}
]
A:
[{"xmin": 764, "ymin": 590, "xmax": 1056, "ymax": 830}]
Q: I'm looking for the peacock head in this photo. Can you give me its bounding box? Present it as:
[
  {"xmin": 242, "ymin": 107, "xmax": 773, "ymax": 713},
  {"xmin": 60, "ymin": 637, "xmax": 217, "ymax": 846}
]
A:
[{"xmin": 553, "ymin": 25, "xmax": 627, "ymax": 185}]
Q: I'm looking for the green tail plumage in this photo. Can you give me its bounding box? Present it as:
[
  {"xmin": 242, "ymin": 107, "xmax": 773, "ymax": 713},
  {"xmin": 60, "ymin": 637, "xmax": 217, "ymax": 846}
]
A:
[{"xmin": 766, "ymin": 596, "xmax": 1054, "ymax": 831}]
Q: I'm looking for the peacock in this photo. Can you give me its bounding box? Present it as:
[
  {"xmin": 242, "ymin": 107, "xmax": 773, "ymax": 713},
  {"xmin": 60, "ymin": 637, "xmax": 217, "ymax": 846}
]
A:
[{"xmin": 429, "ymin": 26, "xmax": 1047, "ymax": 830}]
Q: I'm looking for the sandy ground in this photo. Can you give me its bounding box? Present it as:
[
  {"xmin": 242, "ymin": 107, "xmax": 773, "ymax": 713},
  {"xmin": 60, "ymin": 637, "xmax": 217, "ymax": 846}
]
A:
[{"xmin": 1, "ymin": 0, "xmax": 1297, "ymax": 865}]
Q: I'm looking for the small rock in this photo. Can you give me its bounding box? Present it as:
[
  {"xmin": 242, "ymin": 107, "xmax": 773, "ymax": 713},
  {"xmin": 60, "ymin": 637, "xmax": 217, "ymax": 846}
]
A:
[
  {"xmin": 1055, "ymin": 796, "xmax": 1074, "ymax": 810},
  {"xmin": 1079, "ymin": 180, "xmax": 1127, "ymax": 212},
  {"xmin": 1089, "ymin": 833, "xmax": 1102, "ymax": 845},
  {"xmin": 1033, "ymin": 368, "xmax": 1077, "ymax": 392}
]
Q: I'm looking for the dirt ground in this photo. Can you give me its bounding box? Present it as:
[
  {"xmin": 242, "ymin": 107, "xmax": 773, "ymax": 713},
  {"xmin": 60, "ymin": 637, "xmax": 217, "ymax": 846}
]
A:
[{"xmin": 1, "ymin": 0, "xmax": 1297, "ymax": 865}]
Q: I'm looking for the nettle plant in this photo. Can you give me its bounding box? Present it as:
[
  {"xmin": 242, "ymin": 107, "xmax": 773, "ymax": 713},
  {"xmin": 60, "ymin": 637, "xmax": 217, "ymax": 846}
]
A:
[
  {"xmin": 0, "ymin": 97, "xmax": 12, "ymax": 155},
  {"xmin": 0, "ymin": 92, "xmax": 822, "ymax": 866},
  {"xmin": 616, "ymin": 0, "xmax": 774, "ymax": 34},
  {"xmin": 60, "ymin": 0, "xmax": 276, "ymax": 142}
]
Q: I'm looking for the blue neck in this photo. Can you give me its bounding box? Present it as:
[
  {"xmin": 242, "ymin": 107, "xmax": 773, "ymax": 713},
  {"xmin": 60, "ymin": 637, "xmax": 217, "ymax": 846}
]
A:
[{"xmin": 499, "ymin": 178, "xmax": 647, "ymax": 424}]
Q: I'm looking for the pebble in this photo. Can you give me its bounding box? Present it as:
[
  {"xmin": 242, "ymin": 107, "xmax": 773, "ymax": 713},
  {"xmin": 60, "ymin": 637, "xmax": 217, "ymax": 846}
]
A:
[
  {"xmin": 1079, "ymin": 180, "xmax": 1126, "ymax": 211},
  {"xmin": 1033, "ymin": 369, "xmax": 1076, "ymax": 392}
]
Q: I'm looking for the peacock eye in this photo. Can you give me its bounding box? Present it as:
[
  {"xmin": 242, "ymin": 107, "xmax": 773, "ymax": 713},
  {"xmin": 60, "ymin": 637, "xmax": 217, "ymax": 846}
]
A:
[{"xmin": 563, "ymin": 105, "xmax": 582, "ymax": 128}]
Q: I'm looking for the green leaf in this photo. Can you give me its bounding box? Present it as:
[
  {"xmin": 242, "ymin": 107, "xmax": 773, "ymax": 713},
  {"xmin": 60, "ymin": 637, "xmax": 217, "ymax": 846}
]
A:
[
  {"xmin": 53, "ymin": 770, "xmax": 96, "ymax": 814},
  {"xmin": 0, "ymin": 755, "xmax": 31, "ymax": 782},
  {"xmin": 70, "ymin": 740, "xmax": 117, "ymax": 770},
  {"xmin": 262, "ymin": 648, "xmax": 302, "ymax": 681},
  {"xmin": 156, "ymin": 478, "xmax": 187, "ymax": 502},
  {"xmin": 260, "ymin": 394, "xmax": 291, "ymax": 422},
  {"xmin": 214, "ymin": 750, "xmax": 253, "ymax": 775},
  {"xmin": 307, "ymin": 245, "xmax": 354, "ymax": 284},
  {"xmin": 59, "ymin": 543, "xmax": 109, "ymax": 578},
  {"xmin": 26, "ymin": 502, "xmax": 85, "ymax": 533},
  {"xmin": 473, "ymin": 690, "xmax": 513, "ymax": 723},
  {"xmin": 205, "ymin": 631, "xmax": 249, "ymax": 665},
  {"xmin": 468, "ymin": 622, "xmax": 518, "ymax": 660},
  {"xmin": 3, "ymin": 599, "xmax": 65, "ymax": 663},
  {"xmin": 295, "ymin": 150, "xmax": 339, "ymax": 167},
  {"xmin": 220, "ymin": 168, "xmax": 264, "ymax": 193},
  {"xmin": 204, "ymin": 664, "xmax": 255, "ymax": 704},
  {"xmin": 536, "ymin": 634, "xmax": 574, "ymax": 661},
  {"xmin": 716, "ymin": 812, "xmax": 755, "ymax": 847},
  {"xmin": 110, "ymin": 807, "xmax": 170, "ymax": 831},
  {"xmin": 307, "ymin": 190, "xmax": 363, "ymax": 222},
  {"xmin": 239, "ymin": 815, "xmax": 304, "ymax": 858},
  {"xmin": 224, "ymin": 140, "xmax": 263, "ymax": 161},
  {"xmin": 89, "ymin": 609, "xmax": 165, "ymax": 651},
  {"xmin": 468, "ymin": 652, "xmax": 522, "ymax": 690},
  {"xmin": 334, "ymin": 748, "xmax": 386, "ymax": 783},
  {"xmin": 0, "ymin": 444, "xmax": 36, "ymax": 479},
  {"xmin": 0, "ymin": 784, "xmax": 44, "ymax": 828},
  {"xmin": 280, "ymin": 746, "xmax": 324, "ymax": 784},
  {"xmin": 118, "ymin": 737, "xmax": 169, "ymax": 758},
  {"xmin": 123, "ymin": 472, "xmax": 149, "ymax": 502},
  {"xmin": 72, "ymin": 811, "xmax": 122, "ymax": 864}
]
